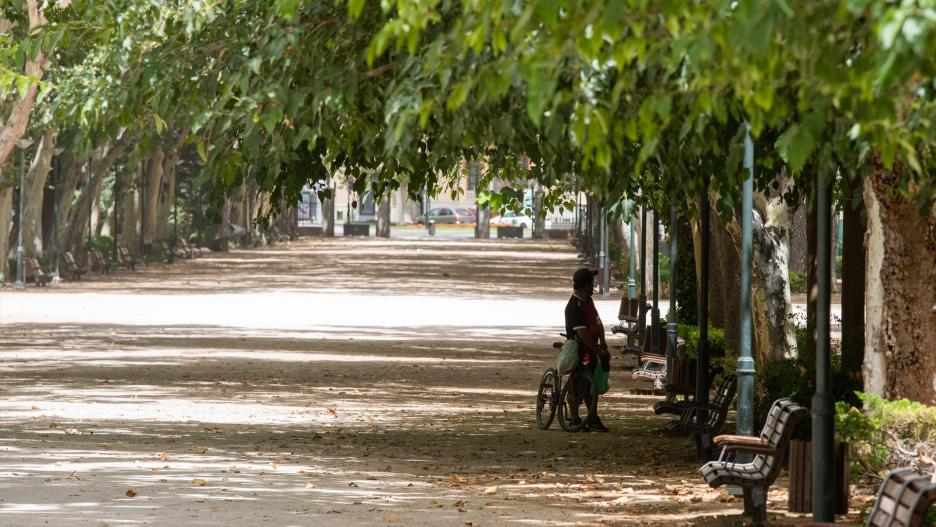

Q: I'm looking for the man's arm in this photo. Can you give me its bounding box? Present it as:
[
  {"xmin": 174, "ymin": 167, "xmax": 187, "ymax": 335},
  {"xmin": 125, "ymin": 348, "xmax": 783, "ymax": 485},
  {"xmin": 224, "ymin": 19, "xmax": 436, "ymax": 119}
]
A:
[{"xmin": 575, "ymin": 327, "xmax": 601, "ymax": 355}]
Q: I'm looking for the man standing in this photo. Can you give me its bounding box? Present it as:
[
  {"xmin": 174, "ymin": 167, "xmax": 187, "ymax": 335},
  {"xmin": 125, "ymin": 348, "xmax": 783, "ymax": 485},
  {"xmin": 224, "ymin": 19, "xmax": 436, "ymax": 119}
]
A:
[{"xmin": 564, "ymin": 268, "xmax": 610, "ymax": 432}]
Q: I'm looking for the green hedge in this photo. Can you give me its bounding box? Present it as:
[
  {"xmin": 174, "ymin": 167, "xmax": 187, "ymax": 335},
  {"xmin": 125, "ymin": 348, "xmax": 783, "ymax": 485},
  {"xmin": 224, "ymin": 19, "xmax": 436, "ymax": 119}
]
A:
[
  {"xmin": 836, "ymin": 393, "xmax": 936, "ymax": 484},
  {"xmin": 676, "ymin": 323, "xmax": 726, "ymax": 359},
  {"xmin": 789, "ymin": 270, "xmax": 807, "ymax": 294}
]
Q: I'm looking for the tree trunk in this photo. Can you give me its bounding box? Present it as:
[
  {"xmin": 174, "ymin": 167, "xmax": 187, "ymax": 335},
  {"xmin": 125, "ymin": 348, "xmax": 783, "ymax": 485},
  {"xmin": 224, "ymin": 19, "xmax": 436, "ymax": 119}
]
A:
[
  {"xmin": 64, "ymin": 135, "xmax": 130, "ymax": 255},
  {"xmin": 54, "ymin": 158, "xmax": 83, "ymax": 256},
  {"xmin": 532, "ymin": 185, "xmax": 546, "ymax": 239},
  {"xmin": 788, "ymin": 198, "xmax": 808, "ymax": 273},
  {"xmin": 0, "ymin": 1, "xmax": 46, "ymax": 172},
  {"xmin": 217, "ymin": 195, "xmax": 231, "ymax": 250},
  {"xmin": 707, "ymin": 205, "xmax": 741, "ymax": 356},
  {"xmin": 841, "ymin": 189, "xmax": 866, "ymax": 384},
  {"xmin": 142, "ymin": 146, "xmax": 164, "ymax": 245},
  {"xmin": 862, "ymin": 160, "xmax": 936, "ymax": 405},
  {"xmin": 119, "ymin": 162, "xmax": 140, "ymax": 256},
  {"xmin": 22, "ymin": 130, "xmax": 56, "ymax": 256},
  {"xmin": 690, "ymin": 213, "xmax": 703, "ymax": 316},
  {"xmin": 475, "ymin": 205, "xmax": 491, "ymax": 238},
  {"xmin": 376, "ymin": 190, "xmax": 391, "ymax": 238},
  {"xmin": 155, "ymin": 150, "xmax": 180, "ymax": 242},
  {"xmin": 675, "ymin": 218, "xmax": 698, "ymax": 325},
  {"xmin": 0, "ymin": 187, "xmax": 11, "ymax": 282},
  {"xmin": 751, "ymin": 187, "xmax": 796, "ymax": 366},
  {"xmin": 322, "ymin": 190, "xmax": 335, "ymax": 237}
]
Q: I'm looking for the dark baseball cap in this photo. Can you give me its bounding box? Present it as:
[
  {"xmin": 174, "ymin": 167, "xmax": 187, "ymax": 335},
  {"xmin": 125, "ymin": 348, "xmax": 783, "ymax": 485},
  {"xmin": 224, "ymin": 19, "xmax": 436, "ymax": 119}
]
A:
[{"xmin": 572, "ymin": 268, "xmax": 598, "ymax": 288}]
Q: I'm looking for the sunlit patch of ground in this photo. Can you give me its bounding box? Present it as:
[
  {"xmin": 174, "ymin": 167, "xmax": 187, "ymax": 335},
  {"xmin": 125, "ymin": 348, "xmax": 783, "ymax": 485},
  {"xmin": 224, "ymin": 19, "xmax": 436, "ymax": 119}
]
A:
[{"xmin": 0, "ymin": 237, "xmax": 854, "ymax": 526}]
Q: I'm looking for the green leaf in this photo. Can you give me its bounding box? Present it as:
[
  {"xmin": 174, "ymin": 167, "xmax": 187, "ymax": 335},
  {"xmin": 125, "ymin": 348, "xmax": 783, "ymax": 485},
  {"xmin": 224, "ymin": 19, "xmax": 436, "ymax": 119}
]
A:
[
  {"xmin": 348, "ymin": 0, "xmax": 365, "ymax": 19},
  {"xmin": 197, "ymin": 142, "xmax": 208, "ymax": 163},
  {"xmin": 15, "ymin": 75, "xmax": 31, "ymax": 99}
]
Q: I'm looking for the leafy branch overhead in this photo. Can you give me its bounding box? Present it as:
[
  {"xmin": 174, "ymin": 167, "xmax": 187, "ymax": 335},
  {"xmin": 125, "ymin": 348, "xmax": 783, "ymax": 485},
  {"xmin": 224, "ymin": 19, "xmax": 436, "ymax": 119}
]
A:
[{"xmin": 7, "ymin": 0, "xmax": 935, "ymax": 215}]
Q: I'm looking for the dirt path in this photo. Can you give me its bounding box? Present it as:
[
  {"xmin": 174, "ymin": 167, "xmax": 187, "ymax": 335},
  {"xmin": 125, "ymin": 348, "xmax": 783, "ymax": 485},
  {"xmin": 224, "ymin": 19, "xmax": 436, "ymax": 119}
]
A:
[{"xmin": 0, "ymin": 237, "xmax": 819, "ymax": 526}]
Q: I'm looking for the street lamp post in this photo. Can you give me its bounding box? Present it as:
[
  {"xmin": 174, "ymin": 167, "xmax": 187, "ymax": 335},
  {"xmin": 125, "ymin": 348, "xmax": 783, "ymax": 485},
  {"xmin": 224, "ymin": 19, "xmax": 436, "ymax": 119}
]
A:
[
  {"xmin": 14, "ymin": 146, "xmax": 27, "ymax": 289},
  {"xmin": 598, "ymin": 205, "xmax": 606, "ymax": 294},
  {"xmin": 812, "ymin": 169, "xmax": 835, "ymax": 522},
  {"xmin": 651, "ymin": 208, "xmax": 660, "ymax": 355},
  {"xmin": 638, "ymin": 204, "xmax": 648, "ymax": 336},
  {"xmin": 666, "ymin": 200, "xmax": 678, "ymax": 384},
  {"xmin": 737, "ymin": 125, "xmax": 756, "ymax": 438},
  {"xmin": 628, "ymin": 212, "xmax": 636, "ymax": 300},
  {"xmin": 87, "ymin": 156, "xmax": 93, "ymax": 256}
]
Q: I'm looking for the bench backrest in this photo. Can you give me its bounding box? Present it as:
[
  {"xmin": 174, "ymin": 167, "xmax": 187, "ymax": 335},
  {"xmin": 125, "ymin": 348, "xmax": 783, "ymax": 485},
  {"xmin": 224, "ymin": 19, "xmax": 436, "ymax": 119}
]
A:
[
  {"xmin": 24, "ymin": 258, "xmax": 39, "ymax": 278},
  {"xmin": 742, "ymin": 399, "xmax": 807, "ymax": 487},
  {"xmin": 618, "ymin": 298, "xmax": 641, "ymax": 320},
  {"xmin": 866, "ymin": 468, "xmax": 936, "ymax": 527},
  {"xmin": 703, "ymin": 374, "xmax": 737, "ymax": 431}
]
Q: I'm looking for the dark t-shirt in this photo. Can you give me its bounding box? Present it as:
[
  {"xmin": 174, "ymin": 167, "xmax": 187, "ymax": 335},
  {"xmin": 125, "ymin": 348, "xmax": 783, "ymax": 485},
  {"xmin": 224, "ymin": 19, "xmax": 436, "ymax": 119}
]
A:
[{"xmin": 565, "ymin": 294, "xmax": 599, "ymax": 365}]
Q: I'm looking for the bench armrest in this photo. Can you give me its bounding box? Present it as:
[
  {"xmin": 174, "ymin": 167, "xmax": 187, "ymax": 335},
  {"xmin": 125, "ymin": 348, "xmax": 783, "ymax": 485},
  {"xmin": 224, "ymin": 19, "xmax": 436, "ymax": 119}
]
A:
[
  {"xmin": 721, "ymin": 441, "xmax": 777, "ymax": 456},
  {"xmin": 641, "ymin": 355, "xmax": 667, "ymax": 364},
  {"xmin": 714, "ymin": 434, "xmax": 763, "ymax": 446}
]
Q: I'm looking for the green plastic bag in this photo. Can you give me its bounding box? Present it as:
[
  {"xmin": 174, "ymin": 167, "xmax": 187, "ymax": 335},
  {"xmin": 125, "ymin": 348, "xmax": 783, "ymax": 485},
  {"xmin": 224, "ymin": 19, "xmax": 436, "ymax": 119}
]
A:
[
  {"xmin": 556, "ymin": 340, "xmax": 579, "ymax": 375},
  {"xmin": 595, "ymin": 358, "xmax": 610, "ymax": 395}
]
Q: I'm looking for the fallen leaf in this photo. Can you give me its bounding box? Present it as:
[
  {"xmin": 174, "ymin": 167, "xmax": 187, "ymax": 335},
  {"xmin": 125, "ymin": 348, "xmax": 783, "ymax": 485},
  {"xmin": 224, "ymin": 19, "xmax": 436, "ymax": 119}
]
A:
[
  {"xmin": 193, "ymin": 447, "xmax": 207, "ymax": 455},
  {"xmin": 192, "ymin": 478, "xmax": 207, "ymax": 487},
  {"xmin": 484, "ymin": 486, "xmax": 498, "ymax": 495},
  {"xmin": 125, "ymin": 490, "xmax": 137, "ymax": 497},
  {"xmin": 385, "ymin": 513, "xmax": 400, "ymax": 522}
]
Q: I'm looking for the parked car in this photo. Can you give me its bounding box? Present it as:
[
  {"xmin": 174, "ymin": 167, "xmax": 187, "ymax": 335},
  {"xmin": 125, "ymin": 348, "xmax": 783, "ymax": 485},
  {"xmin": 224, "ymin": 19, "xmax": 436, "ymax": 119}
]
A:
[
  {"xmin": 414, "ymin": 207, "xmax": 474, "ymax": 225},
  {"xmin": 492, "ymin": 211, "xmax": 551, "ymax": 229},
  {"xmin": 454, "ymin": 208, "xmax": 475, "ymax": 223}
]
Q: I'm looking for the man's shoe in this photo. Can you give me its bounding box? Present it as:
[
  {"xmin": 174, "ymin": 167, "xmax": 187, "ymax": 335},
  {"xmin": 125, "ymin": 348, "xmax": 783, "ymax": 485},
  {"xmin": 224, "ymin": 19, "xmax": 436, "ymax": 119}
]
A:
[{"xmin": 590, "ymin": 417, "xmax": 609, "ymax": 432}]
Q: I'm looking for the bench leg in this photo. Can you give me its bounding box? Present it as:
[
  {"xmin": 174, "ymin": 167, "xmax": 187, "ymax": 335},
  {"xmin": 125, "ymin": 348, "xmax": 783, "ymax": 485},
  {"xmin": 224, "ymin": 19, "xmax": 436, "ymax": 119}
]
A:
[{"xmin": 742, "ymin": 487, "xmax": 767, "ymax": 525}]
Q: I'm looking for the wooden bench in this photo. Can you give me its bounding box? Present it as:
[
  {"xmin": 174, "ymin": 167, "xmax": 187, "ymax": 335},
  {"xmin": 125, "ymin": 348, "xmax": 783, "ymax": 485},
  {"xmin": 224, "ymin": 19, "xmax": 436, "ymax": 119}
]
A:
[
  {"xmin": 90, "ymin": 250, "xmax": 113, "ymax": 274},
  {"xmin": 118, "ymin": 245, "xmax": 137, "ymax": 270},
  {"xmin": 158, "ymin": 240, "xmax": 186, "ymax": 261},
  {"xmin": 699, "ymin": 398, "xmax": 808, "ymax": 525},
  {"xmin": 631, "ymin": 325, "xmax": 684, "ymax": 387},
  {"xmin": 799, "ymin": 468, "xmax": 936, "ymax": 527},
  {"xmin": 25, "ymin": 258, "xmax": 52, "ymax": 286},
  {"xmin": 653, "ymin": 364, "xmax": 725, "ymax": 416},
  {"xmin": 63, "ymin": 252, "xmax": 87, "ymax": 280},
  {"xmin": 663, "ymin": 373, "xmax": 736, "ymax": 437},
  {"xmin": 611, "ymin": 297, "xmax": 644, "ymax": 341},
  {"xmin": 178, "ymin": 238, "xmax": 203, "ymax": 258}
]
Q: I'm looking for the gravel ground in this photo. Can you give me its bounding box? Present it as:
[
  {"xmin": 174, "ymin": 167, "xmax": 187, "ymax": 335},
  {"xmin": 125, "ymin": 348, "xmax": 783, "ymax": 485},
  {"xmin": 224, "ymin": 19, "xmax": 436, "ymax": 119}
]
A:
[{"xmin": 0, "ymin": 237, "xmax": 845, "ymax": 526}]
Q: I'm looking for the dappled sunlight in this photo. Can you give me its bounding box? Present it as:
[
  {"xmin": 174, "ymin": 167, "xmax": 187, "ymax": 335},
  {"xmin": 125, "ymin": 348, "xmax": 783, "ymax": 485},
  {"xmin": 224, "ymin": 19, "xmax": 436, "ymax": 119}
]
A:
[{"xmin": 0, "ymin": 237, "xmax": 810, "ymax": 525}]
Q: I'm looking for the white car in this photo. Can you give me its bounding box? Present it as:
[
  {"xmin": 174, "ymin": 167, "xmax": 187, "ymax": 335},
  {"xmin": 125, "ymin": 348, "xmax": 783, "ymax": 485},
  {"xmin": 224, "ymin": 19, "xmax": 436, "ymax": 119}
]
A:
[{"xmin": 496, "ymin": 211, "xmax": 551, "ymax": 229}]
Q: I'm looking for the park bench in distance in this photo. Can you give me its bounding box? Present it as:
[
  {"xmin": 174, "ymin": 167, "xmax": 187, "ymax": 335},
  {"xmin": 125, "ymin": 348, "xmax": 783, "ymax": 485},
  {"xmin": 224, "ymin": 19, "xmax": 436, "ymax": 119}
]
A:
[
  {"xmin": 663, "ymin": 373, "xmax": 736, "ymax": 437},
  {"xmin": 653, "ymin": 364, "xmax": 725, "ymax": 416},
  {"xmin": 25, "ymin": 258, "xmax": 52, "ymax": 286},
  {"xmin": 178, "ymin": 238, "xmax": 203, "ymax": 258},
  {"xmin": 699, "ymin": 398, "xmax": 808, "ymax": 526},
  {"xmin": 611, "ymin": 297, "xmax": 646, "ymax": 348},
  {"xmin": 63, "ymin": 252, "xmax": 87, "ymax": 280},
  {"xmin": 158, "ymin": 240, "xmax": 186, "ymax": 261},
  {"xmin": 90, "ymin": 249, "xmax": 113, "ymax": 274},
  {"xmin": 799, "ymin": 467, "xmax": 935, "ymax": 527},
  {"xmin": 118, "ymin": 245, "xmax": 136, "ymax": 270}
]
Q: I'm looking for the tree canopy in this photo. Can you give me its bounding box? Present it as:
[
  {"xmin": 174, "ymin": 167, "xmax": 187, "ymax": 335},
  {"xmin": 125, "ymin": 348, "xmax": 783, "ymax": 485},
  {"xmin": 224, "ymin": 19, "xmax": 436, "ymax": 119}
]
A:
[{"xmin": 5, "ymin": 0, "xmax": 935, "ymax": 218}]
